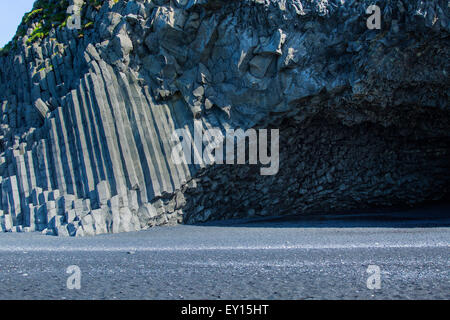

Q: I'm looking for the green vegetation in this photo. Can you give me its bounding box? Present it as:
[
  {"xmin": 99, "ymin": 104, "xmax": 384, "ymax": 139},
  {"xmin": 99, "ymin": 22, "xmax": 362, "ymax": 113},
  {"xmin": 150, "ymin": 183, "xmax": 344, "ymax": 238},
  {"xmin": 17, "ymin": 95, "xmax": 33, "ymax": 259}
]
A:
[
  {"xmin": 1, "ymin": 0, "xmax": 107, "ymax": 56},
  {"xmin": 37, "ymin": 64, "xmax": 53, "ymax": 73},
  {"xmin": 27, "ymin": 23, "xmax": 46, "ymax": 44},
  {"xmin": 84, "ymin": 21, "xmax": 94, "ymax": 29},
  {"xmin": 0, "ymin": 0, "xmax": 69, "ymax": 54},
  {"xmin": 23, "ymin": 0, "xmax": 71, "ymax": 44}
]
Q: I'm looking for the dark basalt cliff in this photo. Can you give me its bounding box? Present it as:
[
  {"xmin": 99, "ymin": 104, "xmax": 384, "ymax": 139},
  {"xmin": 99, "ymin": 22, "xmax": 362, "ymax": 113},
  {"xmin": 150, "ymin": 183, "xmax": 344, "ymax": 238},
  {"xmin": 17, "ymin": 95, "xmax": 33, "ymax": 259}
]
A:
[{"xmin": 0, "ymin": 0, "xmax": 449, "ymax": 235}]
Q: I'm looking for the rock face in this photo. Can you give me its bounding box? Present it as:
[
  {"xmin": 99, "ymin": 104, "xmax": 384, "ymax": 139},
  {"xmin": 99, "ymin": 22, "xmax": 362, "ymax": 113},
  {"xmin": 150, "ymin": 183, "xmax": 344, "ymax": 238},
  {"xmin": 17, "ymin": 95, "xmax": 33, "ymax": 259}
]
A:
[{"xmin": 0, "ymin": 0, "xmax": 449, "ymax": 235}]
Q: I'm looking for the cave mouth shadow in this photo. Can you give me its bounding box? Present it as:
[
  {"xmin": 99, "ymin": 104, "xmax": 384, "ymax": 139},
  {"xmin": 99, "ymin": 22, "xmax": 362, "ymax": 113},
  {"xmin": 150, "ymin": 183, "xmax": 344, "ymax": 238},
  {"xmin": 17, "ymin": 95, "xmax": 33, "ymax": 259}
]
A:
[
  {"xmin": 189, "ymin": 199, "xmax": 450, "ymax": 229},
  {"xmin": 178, "ymin": 113, "xmax": 450, "ymax": 229}
]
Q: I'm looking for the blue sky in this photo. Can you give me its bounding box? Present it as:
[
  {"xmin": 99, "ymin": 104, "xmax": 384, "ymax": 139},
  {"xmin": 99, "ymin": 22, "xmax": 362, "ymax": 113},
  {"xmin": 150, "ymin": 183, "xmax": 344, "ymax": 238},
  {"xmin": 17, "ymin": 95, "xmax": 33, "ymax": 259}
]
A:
[{"xmin": 0, "ymin": 0, "xmax": 36, "ymax": 47}]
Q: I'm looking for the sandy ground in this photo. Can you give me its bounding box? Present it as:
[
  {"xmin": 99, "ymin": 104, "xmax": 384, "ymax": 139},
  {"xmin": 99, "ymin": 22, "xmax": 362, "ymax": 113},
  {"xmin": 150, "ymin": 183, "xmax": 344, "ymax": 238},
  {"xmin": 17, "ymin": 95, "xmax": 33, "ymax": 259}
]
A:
[{"xmin": 0, "ymin": 204, "xmax": 449, "ymax": 300}]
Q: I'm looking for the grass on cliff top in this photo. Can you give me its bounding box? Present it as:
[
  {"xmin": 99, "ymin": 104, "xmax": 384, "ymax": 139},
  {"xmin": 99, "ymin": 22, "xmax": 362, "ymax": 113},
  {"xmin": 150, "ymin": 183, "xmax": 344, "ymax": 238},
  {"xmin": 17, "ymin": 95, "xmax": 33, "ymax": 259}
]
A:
[{"xmin": 0, "ymin": 0, "xmax": 105, "ymax": 57}]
